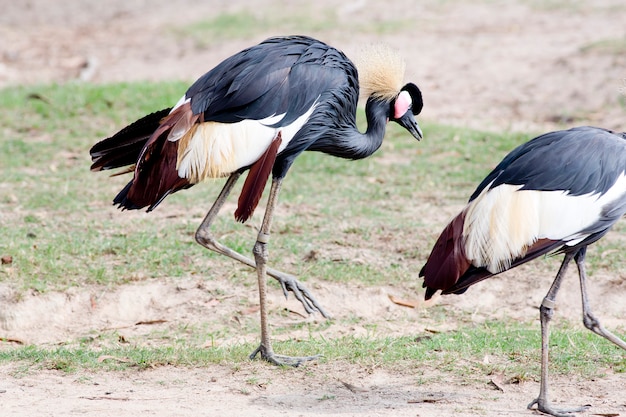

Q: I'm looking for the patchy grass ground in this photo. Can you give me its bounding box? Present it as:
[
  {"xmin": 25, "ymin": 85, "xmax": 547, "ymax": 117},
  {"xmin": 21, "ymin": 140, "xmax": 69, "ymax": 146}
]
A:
[{"xmin": 1, "ymin": 1, "xmax": 625, "ymax": 416}]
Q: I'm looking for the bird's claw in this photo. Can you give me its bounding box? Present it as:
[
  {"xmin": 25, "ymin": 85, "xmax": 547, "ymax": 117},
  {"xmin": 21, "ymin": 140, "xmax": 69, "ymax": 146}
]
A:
[
  {"xmin": 249, "ymin": 344, "xmax": 320, "ymax": 367},
  {"xmin": 527, "ymin": 398, "xmax": 591, "ymax": 417},
  {"xmin": 274, "ymin": 274, "xmax": 332, "ymax": 319}
]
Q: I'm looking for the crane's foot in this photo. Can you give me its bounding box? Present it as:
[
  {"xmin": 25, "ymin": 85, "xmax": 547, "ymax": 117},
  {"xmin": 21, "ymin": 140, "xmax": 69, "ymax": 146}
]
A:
[
  {"xmin": 270, "ymin": 271, "xmax": 332, "ymax": 319},
  {"xmin": 527, "ymin": 397, "xmax": 591, "ymax": 417},
  {"xmin": 249, "ymin": 344, "xmax": 320, "ymax": 367}
]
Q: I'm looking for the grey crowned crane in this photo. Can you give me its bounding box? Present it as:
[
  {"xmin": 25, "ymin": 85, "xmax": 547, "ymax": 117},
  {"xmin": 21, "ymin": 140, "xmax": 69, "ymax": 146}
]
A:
[
  {"xmin": 90, "ymin": 35, "xmax": 423, "ymax": 366},
  {"xmin": 420, "ymin": 126, "xmax": 626, "ymax": 417}
]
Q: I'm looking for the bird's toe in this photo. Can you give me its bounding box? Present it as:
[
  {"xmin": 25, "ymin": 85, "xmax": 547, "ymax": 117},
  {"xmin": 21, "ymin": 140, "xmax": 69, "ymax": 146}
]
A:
[
  {"xmin": 249, "ymin": 344, "xmax": 320, "ymax": 367},
  {"xmin": 528, "ymin": 397, "xmax": 591, "ymax": 417}
]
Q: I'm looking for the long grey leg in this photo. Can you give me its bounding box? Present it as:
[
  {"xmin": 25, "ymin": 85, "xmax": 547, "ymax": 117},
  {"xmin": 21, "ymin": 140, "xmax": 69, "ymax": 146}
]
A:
[
  {"xmin": 248, "ymin": 177, "xmax": 320, "ymax": 366},
  {"xmin": 527, "ymin": 251, "xmax": 590, "ymax": 417},
  {"xmin": 194, "ymin": 172, "xmax": 330, "ymax": 318},
  {"xmin": 575, "ymin": 247, "xmax": 626, "ymax": 349}
]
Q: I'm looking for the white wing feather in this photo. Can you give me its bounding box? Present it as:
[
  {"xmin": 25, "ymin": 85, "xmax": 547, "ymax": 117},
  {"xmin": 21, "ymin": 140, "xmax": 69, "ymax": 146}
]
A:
[{"xmin": 463, "ymin": 173, "xmax": 626, "ymax": 273}]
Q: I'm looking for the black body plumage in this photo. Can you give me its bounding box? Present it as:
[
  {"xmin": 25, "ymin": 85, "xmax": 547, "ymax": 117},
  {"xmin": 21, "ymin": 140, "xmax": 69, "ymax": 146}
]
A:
[
  {"xmin": 186, "ymin": 36, "xmax": 355, "ymax": 128},
  {"xmin": 470, "ymin": 126, "xmax": 626, "ymax": 200}
]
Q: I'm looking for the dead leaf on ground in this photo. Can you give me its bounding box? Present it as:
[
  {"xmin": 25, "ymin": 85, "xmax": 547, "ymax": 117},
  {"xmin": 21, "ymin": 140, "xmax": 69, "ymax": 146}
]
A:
[
  {"xmin": 303, "ymin": 250, "xmax": 319, "ymax": 262},
  {"xmin": 135, "ymin": 319, "xmax": 168, "ymax": 326},
  {"xmin": 488, "ymin": 376, "xmax": 505, "ymax": 392},
  {"xmin": 26, "ymin": 93, "xmax": 50, "ymax": 103},
  {"xmin": 340, "ymin": 380, "xmax": 369, "ymax": 393},
  {"xmin": 388, "ymin": 294, "xmax": 418, "ymax": 308},
  {"xmin": 89, "ymin": 294, "xmax": 97, "ymax": 309},
  {"xmin": 424, "ymin": 328, "xmax": 441, "ymax": 334}
]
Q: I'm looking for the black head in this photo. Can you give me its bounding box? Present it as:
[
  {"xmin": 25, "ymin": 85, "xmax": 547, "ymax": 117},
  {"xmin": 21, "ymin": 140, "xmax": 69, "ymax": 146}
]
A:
[
  {"xmin": 389, "ymin": 83, "xmax": 423, "ymax": 140},
  {"xmin": 402, "ymin": 83, "xmax": 423, "ymax": 115}
]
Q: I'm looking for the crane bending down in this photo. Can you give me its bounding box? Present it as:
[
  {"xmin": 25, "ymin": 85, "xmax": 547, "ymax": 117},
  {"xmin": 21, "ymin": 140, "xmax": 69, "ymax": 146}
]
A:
[
  {"xmin": 90, "ymin": 35, "xmax": 423, "ymax": 366},
  {"xmin": 420, "ymin": 126, "xmax": 626, "ymax": 417}
]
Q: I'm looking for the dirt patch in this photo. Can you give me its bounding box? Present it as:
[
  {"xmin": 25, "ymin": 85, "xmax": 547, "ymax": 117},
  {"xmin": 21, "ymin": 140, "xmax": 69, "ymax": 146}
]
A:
[
  {"xmin": 1, "ymin": 270, "xmax": 625, "ymax": 347},
  {"xmin": 2, "ymin": 363, "xmax": 625, "ymax": 417},
  {"xmin": 1, "ymin": 0, "xmax": 626, "ymax": 416}
]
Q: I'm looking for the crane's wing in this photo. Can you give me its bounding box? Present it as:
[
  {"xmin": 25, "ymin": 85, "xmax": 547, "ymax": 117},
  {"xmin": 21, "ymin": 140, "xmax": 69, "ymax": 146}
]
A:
[
  {"xmin": 185, "ymin": 35, "xmax": 355, "ymax": 127},
  {"xmin": 470, "ymin": 126, "xmax": 626, "ymax": 201}
]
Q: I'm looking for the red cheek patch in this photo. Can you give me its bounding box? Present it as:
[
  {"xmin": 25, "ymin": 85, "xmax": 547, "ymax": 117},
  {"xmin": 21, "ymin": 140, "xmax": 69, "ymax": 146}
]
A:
[{"xmin": 394, "ymin": 90, "xmax": 412, "ymax": 119}]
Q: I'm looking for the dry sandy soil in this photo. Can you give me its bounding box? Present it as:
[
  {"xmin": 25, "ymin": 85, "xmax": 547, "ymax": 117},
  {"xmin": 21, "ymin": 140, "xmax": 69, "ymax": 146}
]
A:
[{"xmin": 1, "ymin": 0, "xmax": 626, "ymax": 416}]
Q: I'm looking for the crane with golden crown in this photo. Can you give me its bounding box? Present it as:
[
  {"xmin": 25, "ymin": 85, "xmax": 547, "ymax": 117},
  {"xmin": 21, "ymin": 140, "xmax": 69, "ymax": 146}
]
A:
[{"xmin": 90, "ymin": 35, "xmax": 423, "ymax": 366}]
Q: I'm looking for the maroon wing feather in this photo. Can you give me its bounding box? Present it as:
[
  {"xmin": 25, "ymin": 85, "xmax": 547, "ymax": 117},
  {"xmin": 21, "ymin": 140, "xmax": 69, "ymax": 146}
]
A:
[
  {"xmin": 234, "ymin": 133, "xmax": 283, "ymax": 223},
  {"xmin": 440, "ymin": 238, "xmax": 563, "ymax": 296},
  {"xmin": 420, "ymin": 209, "xmax": 564, "ymax": 299},
  {"xmin": 420, "ymin": 209, "xmax": 471, "ymax": 299}
]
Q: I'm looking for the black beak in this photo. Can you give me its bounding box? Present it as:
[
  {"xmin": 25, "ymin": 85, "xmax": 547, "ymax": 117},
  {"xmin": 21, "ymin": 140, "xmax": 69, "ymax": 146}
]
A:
[{"xmin": 395, "ymin": 111, "xmax": 423, "ymax": 140}]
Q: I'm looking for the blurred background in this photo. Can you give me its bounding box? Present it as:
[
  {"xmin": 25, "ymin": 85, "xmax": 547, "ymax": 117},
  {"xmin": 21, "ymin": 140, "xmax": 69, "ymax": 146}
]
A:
[{"xmin": 2, "ymin": 0, "xmax": 625, "ymax": 132}]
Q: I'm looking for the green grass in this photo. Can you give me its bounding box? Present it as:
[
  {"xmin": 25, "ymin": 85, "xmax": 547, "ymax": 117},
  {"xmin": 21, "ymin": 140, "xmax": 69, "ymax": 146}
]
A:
[
  {"xmin": 2, "ymin": 321, "xmax": 624, "ymax": 379},
  {"xmin": 581, "ymin": 37, "xmax": 626, "ymax": 55},
  {"xmin": 173, "ymin": 9, "xmax": 414, "ymax": 47},
  {"xmin": 0, "ymin": 82, "xmax": 199, "ymax": 290}
]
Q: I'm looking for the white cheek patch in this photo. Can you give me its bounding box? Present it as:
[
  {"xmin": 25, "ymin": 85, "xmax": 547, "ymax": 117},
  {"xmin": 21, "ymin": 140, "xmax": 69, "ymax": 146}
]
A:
[{"xmin": 394, "ymin": 90, "xmax": 412, "ymax": 119}]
